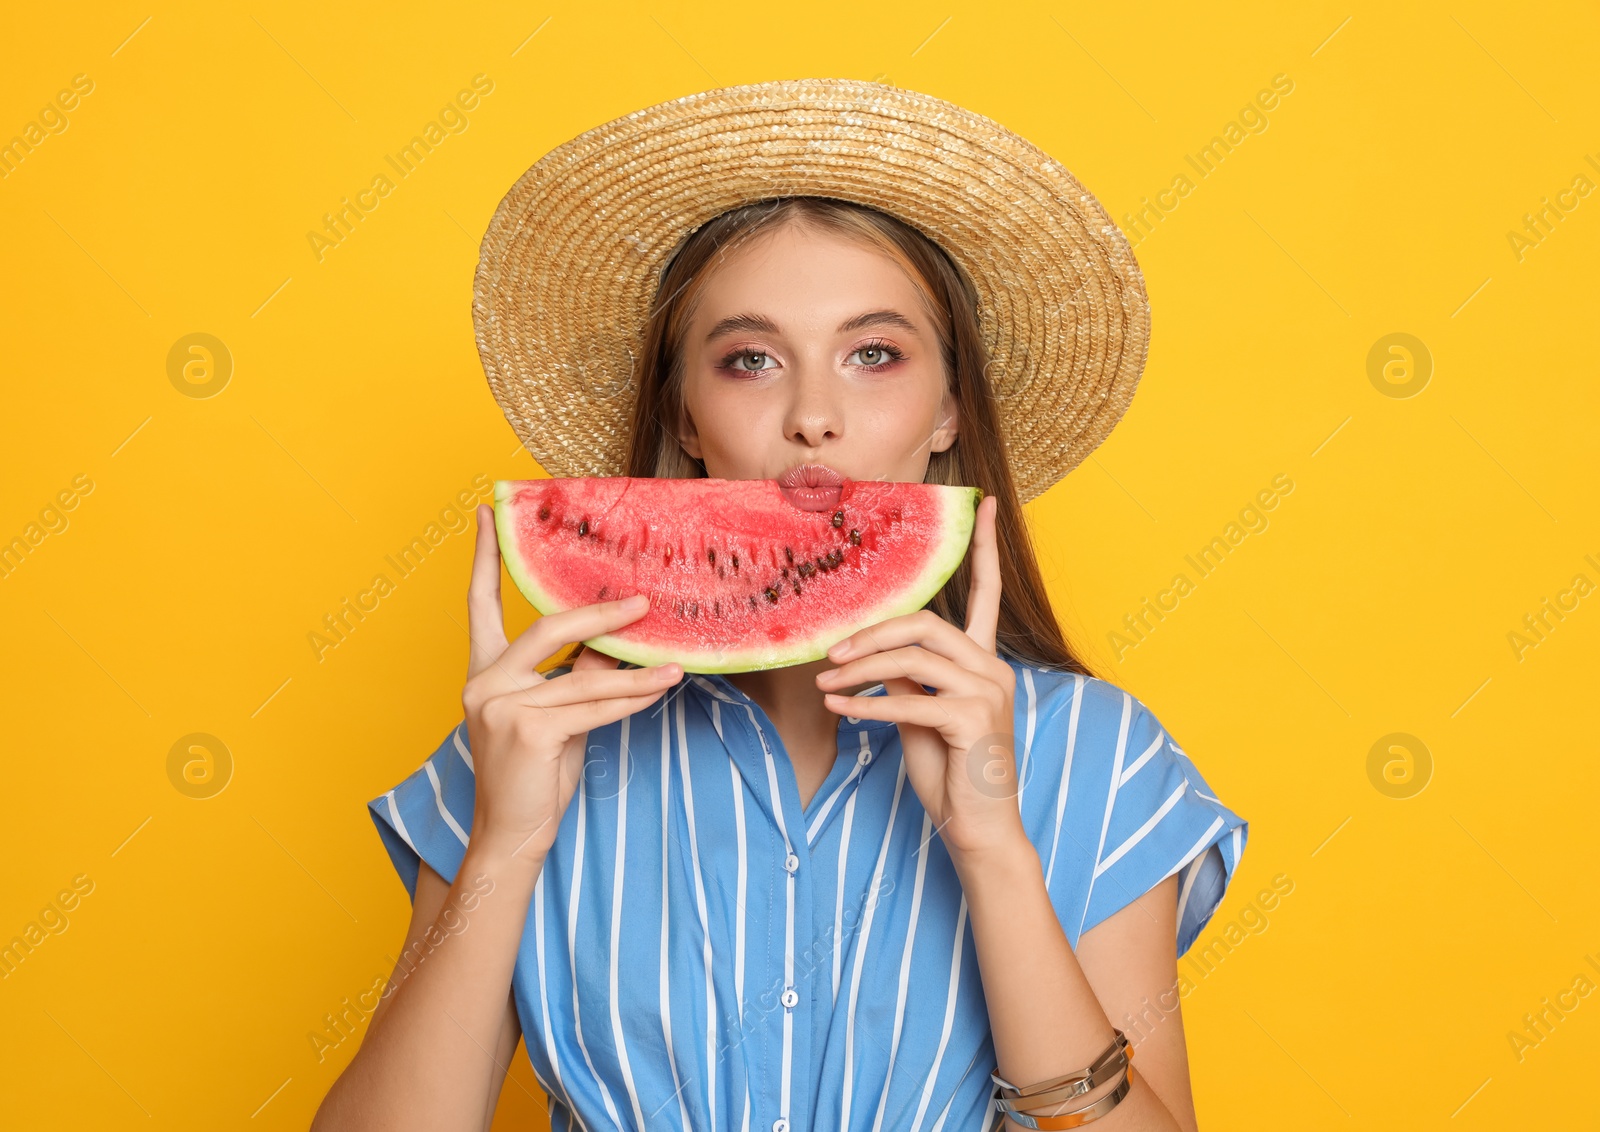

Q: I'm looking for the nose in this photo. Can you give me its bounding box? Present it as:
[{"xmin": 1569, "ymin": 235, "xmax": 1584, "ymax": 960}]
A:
[{"xmin": 782, "ymin": 364, "xmax": 843, "ymax": 449}]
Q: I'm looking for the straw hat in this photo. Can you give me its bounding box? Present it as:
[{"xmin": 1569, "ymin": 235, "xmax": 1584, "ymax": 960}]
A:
[{"xmin": 472, "ymin": 77, "xmax": 1150, "ymax": 504}]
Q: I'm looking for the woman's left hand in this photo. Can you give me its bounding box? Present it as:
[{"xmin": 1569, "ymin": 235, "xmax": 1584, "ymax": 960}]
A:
[{"xmin": 816, "ymin": 494, "xmax": 1027, "ymax": 862}]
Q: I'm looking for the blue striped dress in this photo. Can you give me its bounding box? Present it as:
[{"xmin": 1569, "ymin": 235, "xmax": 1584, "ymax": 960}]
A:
[{"xmin": 368, "ymin": 656, "xmax": 1246, "ymax": 1131}]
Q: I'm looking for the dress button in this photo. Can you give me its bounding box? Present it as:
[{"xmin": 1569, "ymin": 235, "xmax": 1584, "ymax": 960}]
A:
[
  {"xmin": 781, "ymin": 988, "xmax": 799, "ymax": 1009},
  {"xmin": 783, "ymin": 852, "xmax": 800, "ymax": 874},
  {"xmin": 857, "ymin": 746, "xmax": 873, "ymax": 767},
  {"xmin": 846, "ymin": 715, "xmax": 861, "ymax": 724},
  {"xmin": 772, "ymin": 1120, "xmax": 789, "ymax": 1132}
]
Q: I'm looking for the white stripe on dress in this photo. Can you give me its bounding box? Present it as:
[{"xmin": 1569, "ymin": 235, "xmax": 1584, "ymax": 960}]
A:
[
  {"xmin": 657, "ymin": 705, "xmax": 693, "ymax": 1130},
  {"xmin": 422, "ymin": 759, "xmax": 469, "ymax": 847},
  {"xmin": 452, "ymin": 723, "xmax": 473, "ymax": 772},
  {"xmin": 608, "ymin": 717, "xmax": 647, "ymax": 1129},
  {"xmin": 1017, "ymin": 668, "xmax": 1037, "ymax": 809},
  {"xmin": 1078, "ymin": 692, "xmax": 1134, "ymax": 936},
  {"xmin": 750, "ymin": 704, "xmax": 799, "ymax": 1127},
  {"xmin": 383, "ymin": 790, "xmax": 416, "ymax": 854},
  {"xmin": 840, "ymin": 759, "xmax": 909, "ymax": 1128},
  {"xmin": 1094, "ymin": 781, "xmax": 1190, "ymax": 878},
  {"xmin": 675, "ymin": 695, "xmax": 719, "ymax": 1132},
  {"xmin": 907, "ymin": 898, "xmax": 969, "ymax": 1132},
  {"xmin": 567, "ymin": 771, "xmax": 626, "ymax": 1127},
  {"xmin": 1170, "ymin": 817, "xmax": 1225, "ymax": 886},
  {"xmin": 1118, "ymin": 730, "xmax": 1166, "ymax": 787},
  {"xmin": 1174, "ymin": 834, "xmax": 1216, "ymax": 930},
  {"xmin": 534, "ymin": 870, "xmax": 588, "ymax": 1132},
  {"xmin": 805, "ymin": 729, "xmax": 869, "ymax": 845},
  {"xmin": 832, "ymin": 786, "xmax": 860, "ymax": 1007},
  {"xmin": 729, "ymin": 757, "xmax": 751, "ymax": 1132},
  {"xmin": 1044, "ymin": 675, "xmax": 1085, "ymax": 890},
  {"xmin": 870, "ymin": 809, "xmax": 934, "ymax": 1132}
]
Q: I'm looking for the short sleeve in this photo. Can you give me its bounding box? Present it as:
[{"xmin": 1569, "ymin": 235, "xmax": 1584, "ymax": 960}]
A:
[
  {"xmin": 367, "ymin": 720, "xmax": 478, "ymax": 902},
  {"xmin": 367, "ymin": 665, "xmax": 576, "ymax": 902},
  {"xmin": 1023, "ymin": 674, "xmax": 1247, "ymax": 956}
]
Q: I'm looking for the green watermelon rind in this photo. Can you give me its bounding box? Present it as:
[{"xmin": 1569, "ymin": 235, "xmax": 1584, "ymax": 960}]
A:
[{"xmin": 493, "ymin": 480, "xmax": 981, "ymax": 674}]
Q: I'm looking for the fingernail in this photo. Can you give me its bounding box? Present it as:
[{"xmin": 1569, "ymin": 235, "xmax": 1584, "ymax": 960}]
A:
[
  {"xmin": 624, "ymin": 594, "xmax": 648, "ymax": 609},
  {"xmin": 828, "ymin": 641, "xmax": 850, "ymax": 658},
  {"xmin": 659, "ymin": 663, "xmax": 680, "ymax": 677}
]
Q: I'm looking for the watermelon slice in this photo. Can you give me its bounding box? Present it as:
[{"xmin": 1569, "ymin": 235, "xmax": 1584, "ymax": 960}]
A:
[{"xmin": 493, "ymin": 477, "xmax": 980, "ymax": 673}]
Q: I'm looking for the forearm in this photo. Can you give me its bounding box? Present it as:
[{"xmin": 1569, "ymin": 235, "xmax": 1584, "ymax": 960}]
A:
[
  {"xmin": 315, "ymin": 836, "xmax": 542, "ymax": 1132},
  {"xmin": 955, "ymin": 838, "xmax": 1179, "ymax": 1131}
]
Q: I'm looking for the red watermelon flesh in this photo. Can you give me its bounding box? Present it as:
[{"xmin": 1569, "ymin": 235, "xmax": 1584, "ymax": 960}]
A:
[{"xmin": 493, "ymin": 477, "xmax": 980, "ymax": 673}]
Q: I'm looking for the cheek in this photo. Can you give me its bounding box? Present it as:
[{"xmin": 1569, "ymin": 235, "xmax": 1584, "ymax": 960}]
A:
[
  {"xmin": 688, "ymin": 382, "xmax": 780, "ymax": 451},
  {"xmin": 853, "ymin": 381, "xmax": 944, "ymax": 449}
]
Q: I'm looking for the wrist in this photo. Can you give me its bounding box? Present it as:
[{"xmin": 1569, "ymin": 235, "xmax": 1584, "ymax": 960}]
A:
[
  {"xmin": 464, "ymin": 826, "xmax": 550, "ymax": 880},
  {"xmin": 950, "ymin": 828, "xmax": 1041, "ymax": 892}
]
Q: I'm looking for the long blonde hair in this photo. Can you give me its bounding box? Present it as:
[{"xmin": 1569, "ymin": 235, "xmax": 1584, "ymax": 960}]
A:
[{"xmin": 609, "ymin": 196, "xmax": 1098, "ymax": 676}]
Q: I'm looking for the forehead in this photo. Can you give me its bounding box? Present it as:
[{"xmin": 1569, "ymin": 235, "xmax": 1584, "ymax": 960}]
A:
[{"xmin": 689, "ymin": 220, "xmax": 930, "ymax": 326}]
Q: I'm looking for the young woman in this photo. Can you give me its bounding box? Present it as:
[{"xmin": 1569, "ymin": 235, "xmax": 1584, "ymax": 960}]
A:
[{"xmin": 314, "ymin": 81, "xmax": 1245, "ymax": 1132}]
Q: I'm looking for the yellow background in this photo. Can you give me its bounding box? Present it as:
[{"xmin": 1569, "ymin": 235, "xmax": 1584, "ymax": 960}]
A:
[{"xmin": 3, "ymin": 1, "xmax": 1596, "ymax": 1127}]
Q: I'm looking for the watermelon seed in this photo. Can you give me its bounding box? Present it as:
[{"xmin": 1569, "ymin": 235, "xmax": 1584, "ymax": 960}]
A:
[
  {"xmin": 749, "ymin": 594, "xmax": 758, "ymax": 608},
  {"xmin": 764, "ymin": 586, "xmax": 779, "ymax": 603},
  {"xmin": 815, "ymin": 555, "xmax": 827, "ymax": 572},
  {"xmin": 849, "ymin": 528, "xmax": 861, "ymax": 545},
  {"xmin": 828, "ymin": 550, "xmax": 843, "ymax": 568},
  {"xmin": 714, "ymin": 601, "xmax": 721, "ymax": 617},
  {"xmin": 578, "ymin": 519, "xmax": 589, "ymax": 537},
  {"xmin": 537, "ymin": 504, "xmax": 551, "ymax": 520},
  {"xmin": 831, "ymin": 510, "xmax": 844, "ymax": 528},
  {"xmin": 793, "ymin": 582, "xmax": 803, "ymax": 596},
  {"xmin": 707, "ymin": 547, "xmax": 716, "ymax": 566},
  {"xmin": 797, "ymin": 560, "xmax": 814, "ymax": 578},
  {"xmin": 598, "ymin": 585, "xmax": 609, "ymax": 599},
  {"xmin": 785, "ymin": 546, "xmax": 794, "ymax": 565},
  {"xmin": 688, "ymin": 601, "xmax": 698, "ymax": 618}
]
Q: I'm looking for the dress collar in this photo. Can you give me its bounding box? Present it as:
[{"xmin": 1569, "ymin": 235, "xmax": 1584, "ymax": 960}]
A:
[{"xmin": 685, "ymin": 671, "xmax": 900, "ymax": 731}]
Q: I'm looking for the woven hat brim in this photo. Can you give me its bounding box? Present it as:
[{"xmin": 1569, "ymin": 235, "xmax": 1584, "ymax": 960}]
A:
[{"xmin": 473, "ymin": 78, "xmax": 1150, "ymax": 504}]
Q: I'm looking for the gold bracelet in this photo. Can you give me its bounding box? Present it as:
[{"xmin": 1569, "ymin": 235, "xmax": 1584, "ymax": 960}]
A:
[
  {"xmin": 990, "ymin": 1064, "xmax": 1137, "ymax": 1131},
  {"xmin": 991, "ymin": 1029, "xmax": 1131, "ymax": 1104},
  {"xmin": 995, "ymin": 1049, "xmax": 1129, "ymax": 1110}
]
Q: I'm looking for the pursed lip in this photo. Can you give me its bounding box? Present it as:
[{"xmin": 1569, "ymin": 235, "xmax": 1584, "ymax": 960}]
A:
[{"xmin": 777, "ymin": 463, "xmax": 845, "ymax": 511}]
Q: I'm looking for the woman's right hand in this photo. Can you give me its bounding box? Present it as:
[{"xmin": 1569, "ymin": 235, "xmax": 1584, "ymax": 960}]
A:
[{"xmin": 462, "ymin": 503, "xmax": 680, "ymax": 864}]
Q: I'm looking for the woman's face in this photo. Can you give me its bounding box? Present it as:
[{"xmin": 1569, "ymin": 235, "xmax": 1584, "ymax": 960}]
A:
[{"xmin": 676, "ymin": 221, "xmax": 958, "ymax": 494}]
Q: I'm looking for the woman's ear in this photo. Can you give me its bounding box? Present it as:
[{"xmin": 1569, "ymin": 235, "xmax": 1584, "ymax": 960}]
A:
[
  {"xmin": 928, "ymin": 393, "xmax": 958, "ymax": 454},
  {"xmin": 677, "ymin": 408, "xmax": 703, "ymax": 460}
]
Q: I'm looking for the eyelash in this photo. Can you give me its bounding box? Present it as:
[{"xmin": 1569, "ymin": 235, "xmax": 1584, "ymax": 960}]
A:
[
  {"xmin": 714, "ymin": 338, "xmax": 906, "ymax": 374},
  {"xmin": 849, "ymin": 339, "xmax": 905, "ymax": 371}
]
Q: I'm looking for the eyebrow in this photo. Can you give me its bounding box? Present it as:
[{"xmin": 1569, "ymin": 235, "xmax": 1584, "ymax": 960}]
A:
[
  {"xmin": 704, "ymin": 313, "xmax": 779, "ymax": 341},
  {"xmin": 838, "ymin": 309, "xmax": 919, "ymax": 335},
  {"xmin": 703, "ymin": 309, "xmax": 921, "ymax": 342}
]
